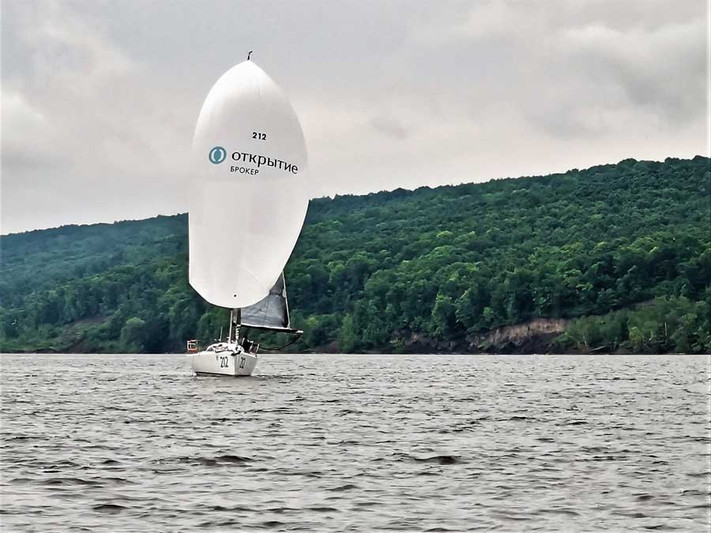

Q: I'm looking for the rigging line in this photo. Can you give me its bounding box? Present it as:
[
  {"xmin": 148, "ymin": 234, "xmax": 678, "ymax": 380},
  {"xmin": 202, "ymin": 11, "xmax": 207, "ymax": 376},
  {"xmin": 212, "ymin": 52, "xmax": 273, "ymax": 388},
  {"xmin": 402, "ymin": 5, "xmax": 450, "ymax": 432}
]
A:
[{"xmin": 257, "ymin": 334, "xmax": 302, "ymax": 352}]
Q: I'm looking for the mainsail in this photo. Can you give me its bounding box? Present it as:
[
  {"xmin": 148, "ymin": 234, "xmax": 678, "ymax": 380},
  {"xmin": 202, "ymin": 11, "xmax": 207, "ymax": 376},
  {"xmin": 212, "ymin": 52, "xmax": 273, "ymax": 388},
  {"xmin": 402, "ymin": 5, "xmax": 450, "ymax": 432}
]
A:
[
  {"xmin": 240, "ymin": 272, "xmax": 294, "ymax": 331},
  {"xmin": 189, "ymin": 60, "xmax": 308, "ymax": 313}
]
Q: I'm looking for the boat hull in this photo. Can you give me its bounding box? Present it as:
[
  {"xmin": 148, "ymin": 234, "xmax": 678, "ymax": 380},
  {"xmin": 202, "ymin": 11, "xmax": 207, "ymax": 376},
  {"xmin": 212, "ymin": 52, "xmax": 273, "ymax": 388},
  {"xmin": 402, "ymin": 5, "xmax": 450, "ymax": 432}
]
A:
[{"xmin": 188, "ymin": 347, "xmax": 258, "ymax": 377}]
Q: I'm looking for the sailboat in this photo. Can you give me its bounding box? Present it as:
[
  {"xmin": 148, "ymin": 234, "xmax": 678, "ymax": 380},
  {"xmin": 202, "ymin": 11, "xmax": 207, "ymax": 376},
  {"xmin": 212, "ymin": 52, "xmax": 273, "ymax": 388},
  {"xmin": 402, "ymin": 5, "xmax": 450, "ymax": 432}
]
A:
[{"xmin": 186, "ymin": 55, "xmax": 308, "ymax": 376}]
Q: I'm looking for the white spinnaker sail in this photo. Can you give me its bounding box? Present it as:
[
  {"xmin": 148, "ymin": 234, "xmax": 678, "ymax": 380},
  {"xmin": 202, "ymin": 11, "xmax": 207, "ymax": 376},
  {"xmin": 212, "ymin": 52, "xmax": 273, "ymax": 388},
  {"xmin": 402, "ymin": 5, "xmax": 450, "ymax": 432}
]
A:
[{"xmin": 190, "ymin": 61, "xmax": 308, "ymax": 308}]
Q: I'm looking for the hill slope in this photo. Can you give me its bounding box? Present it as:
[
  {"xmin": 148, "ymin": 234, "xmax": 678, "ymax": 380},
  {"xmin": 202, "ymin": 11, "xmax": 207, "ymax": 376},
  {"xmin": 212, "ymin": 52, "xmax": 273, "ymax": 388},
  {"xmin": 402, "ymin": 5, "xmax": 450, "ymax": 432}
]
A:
[{"xmin": 1, "ymin": 156, "xmax": 709, "ymax": 354}]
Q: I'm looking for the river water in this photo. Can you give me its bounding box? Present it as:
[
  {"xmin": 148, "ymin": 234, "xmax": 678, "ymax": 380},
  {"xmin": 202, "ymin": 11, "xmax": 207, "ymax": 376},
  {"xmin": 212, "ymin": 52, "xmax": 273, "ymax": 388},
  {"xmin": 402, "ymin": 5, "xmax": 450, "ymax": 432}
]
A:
[{"xmin": 1, "ymin": 353, "xmax": 709, "ymax": 532}]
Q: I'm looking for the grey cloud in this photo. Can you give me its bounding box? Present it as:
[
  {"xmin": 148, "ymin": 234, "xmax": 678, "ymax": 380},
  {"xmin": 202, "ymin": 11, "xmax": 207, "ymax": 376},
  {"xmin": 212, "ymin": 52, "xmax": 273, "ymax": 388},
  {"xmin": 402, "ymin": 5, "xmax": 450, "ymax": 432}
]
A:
[
  {"xmin": 2, "ymin": 147, "xmax": 64, "ymax": 173},
  {"xmin": 1, "ymin": 0, "xmax": 707, "ymax": 233},
  {"xmin": 368, "ymin": 115, "xmax": 408, "ymax": 140},
  {"xmin": 558, "ymin": 20, "xmax": 706, "ymax": 122}
]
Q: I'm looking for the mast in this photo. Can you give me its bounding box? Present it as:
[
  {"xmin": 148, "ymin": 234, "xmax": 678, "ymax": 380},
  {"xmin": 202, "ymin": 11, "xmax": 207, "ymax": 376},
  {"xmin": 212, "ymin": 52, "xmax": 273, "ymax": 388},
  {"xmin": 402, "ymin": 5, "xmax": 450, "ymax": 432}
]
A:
[{"xmin": 229, "ymin": 308, "xmax": 241, "ymax": 343}]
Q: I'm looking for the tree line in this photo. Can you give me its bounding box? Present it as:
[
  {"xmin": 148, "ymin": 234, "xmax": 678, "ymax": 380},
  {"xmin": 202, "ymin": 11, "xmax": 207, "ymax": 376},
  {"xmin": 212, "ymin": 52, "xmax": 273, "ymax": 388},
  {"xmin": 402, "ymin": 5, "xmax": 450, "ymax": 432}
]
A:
[{"xmin": 1, "ymin": 156, "xmax": 709, "ymax": 354}]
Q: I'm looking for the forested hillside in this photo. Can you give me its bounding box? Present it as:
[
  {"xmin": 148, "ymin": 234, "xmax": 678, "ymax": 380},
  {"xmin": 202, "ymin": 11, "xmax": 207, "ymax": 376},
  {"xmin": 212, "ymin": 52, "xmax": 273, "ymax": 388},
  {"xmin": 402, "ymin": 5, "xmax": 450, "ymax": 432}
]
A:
[{"xmin": 1, "ymin": 156, "xmax": 709, "ymax": 354}]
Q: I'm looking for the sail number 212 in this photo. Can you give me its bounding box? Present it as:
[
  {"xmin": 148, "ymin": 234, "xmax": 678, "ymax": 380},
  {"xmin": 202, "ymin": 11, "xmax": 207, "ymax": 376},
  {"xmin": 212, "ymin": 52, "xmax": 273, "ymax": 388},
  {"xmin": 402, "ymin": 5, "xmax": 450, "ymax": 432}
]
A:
[{"xmin": 252, "ymin": 132, "xmax": 266, "ymax": 140}]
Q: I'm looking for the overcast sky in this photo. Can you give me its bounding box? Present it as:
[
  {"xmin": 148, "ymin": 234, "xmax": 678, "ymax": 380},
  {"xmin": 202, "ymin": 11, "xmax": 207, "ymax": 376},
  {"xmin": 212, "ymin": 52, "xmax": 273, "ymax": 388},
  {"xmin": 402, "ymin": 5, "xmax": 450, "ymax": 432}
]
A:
[{"xmin": 2, "ymin": 0, "xmax": 708, "ymax": 234}]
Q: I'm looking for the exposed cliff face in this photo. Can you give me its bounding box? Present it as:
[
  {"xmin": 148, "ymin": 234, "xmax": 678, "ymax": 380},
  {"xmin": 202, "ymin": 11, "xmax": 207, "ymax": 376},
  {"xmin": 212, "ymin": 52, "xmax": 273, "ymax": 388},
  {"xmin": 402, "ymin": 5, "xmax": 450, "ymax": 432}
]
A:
[
  {"xmin": 472, "ymin": 318, "xmax": 569, "ymax": 354},
  {"xmin": 386, "ymin": 318, "xmax": 570, "ymax": 354}
]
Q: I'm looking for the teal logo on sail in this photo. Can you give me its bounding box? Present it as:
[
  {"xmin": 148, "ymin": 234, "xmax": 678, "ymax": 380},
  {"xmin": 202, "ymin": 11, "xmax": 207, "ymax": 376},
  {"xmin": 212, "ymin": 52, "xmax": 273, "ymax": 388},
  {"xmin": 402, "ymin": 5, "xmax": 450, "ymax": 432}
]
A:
[{"xmin": 209, "ymin": 146, "xmax": 226, "ymax": 164}]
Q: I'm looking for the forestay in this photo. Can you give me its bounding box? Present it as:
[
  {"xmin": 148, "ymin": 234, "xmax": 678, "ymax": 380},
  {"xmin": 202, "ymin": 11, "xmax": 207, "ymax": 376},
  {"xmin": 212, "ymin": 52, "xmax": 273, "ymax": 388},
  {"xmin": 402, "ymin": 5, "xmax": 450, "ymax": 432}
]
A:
[{"xmin": 190, "ymin": 61, "xmax": 308, "ymax": 308}]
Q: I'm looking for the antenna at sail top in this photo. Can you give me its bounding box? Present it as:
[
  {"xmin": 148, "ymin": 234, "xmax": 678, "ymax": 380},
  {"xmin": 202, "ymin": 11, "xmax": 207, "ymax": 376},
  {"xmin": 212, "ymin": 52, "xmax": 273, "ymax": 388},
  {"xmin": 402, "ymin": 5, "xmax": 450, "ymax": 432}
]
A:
[{"xmin": 247, "ymin": 50, "xmax": 253, "ymax": 60}]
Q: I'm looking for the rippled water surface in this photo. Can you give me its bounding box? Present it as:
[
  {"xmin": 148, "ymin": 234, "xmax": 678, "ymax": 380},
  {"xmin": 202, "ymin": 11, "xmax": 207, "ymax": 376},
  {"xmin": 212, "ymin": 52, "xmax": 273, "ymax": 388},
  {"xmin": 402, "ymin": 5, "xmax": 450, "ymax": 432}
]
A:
[{"xmin": 1, "ymin": 353, "xmax": 709, "ymax": 531}]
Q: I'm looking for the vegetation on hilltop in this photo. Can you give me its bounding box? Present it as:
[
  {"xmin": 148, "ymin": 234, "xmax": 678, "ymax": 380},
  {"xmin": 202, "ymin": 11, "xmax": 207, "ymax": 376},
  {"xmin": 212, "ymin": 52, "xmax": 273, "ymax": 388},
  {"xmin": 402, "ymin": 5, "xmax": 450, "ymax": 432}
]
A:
[{"xmin": 1, "ymin": 156, "xmax": 709, "ymax": 354}]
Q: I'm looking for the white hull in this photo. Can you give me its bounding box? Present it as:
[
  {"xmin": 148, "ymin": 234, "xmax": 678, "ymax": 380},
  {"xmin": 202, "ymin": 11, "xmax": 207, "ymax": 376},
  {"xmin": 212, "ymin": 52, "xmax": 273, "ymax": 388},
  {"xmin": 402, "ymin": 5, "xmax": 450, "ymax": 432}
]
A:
[{"xmin": 187, "ymin": 342, "xmax": 258, "ymax": 377}]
